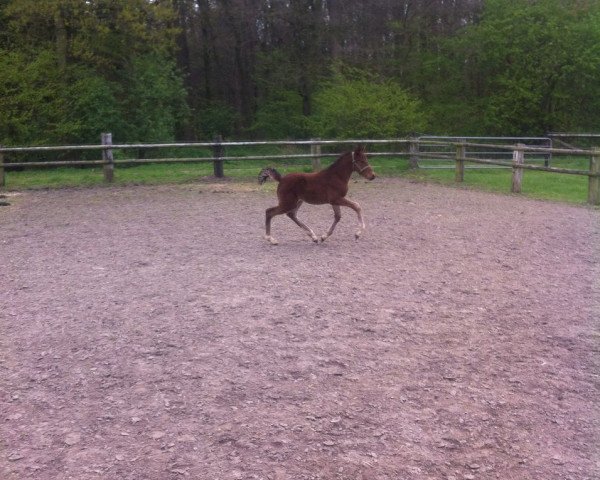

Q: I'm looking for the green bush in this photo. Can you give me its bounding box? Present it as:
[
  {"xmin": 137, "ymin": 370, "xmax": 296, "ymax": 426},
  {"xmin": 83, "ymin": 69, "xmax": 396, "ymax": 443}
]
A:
[
  {"xmin": 196, "ymin": 102, "xmax": 240, "ymax": 140},
  {"xmin": 122, "ymin": 54, "xmax": 189, "ymax": 142},
  {"xmin": 308, "ymin": 68, "xmax": 428, "ymax": 139},
  {"xmin": 250, "ymin": 89, "xmax": 309, "ymax": 139},
  {"xmin": 0, "ymin": 49, "xmax": 64, "ymax": 145}
]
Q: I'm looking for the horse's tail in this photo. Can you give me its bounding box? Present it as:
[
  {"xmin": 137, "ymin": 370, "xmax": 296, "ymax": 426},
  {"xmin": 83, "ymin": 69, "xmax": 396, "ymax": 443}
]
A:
[{"xmin": 258, "ymin": 167, "xmax": 282, "ymax": 185}]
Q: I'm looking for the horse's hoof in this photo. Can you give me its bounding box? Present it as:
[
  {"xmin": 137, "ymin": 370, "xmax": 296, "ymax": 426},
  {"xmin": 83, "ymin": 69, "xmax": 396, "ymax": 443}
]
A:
[
  {"xmin": 265, "ymin": 235, "xmax": 279, "ymax": 245},
  {"xmin": 355, "ymin": 232, "xmax": 362, "ymax": 240},
  {"xmin": 320, "ymin": 235, "xmax": 328, "ymax": 243}
]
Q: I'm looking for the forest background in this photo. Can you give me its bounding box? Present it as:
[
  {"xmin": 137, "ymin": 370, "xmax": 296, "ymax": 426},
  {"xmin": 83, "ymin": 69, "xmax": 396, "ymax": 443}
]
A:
[{"xmin": 1, "ymin": 0, "xmax": 599, "ymax": 147}]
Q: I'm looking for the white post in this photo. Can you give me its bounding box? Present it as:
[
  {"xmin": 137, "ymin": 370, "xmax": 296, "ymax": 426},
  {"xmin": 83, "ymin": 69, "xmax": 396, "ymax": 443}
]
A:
[
  {"xmin": 0, "ymin": 146, "xmax": 4, "ymax": 187},
  {"xmin": 511, "ymin": 143, "xmax": 525, "ymax": 193},
  {"xmin": 311, "ymin": 139, "xmax": 321, "ymax": 171},
  {"xmin": 102, "ymin": 133, "xmax": 114, "ymax": 183},
  {"xmin": 589, "ymin": 148, "xmax": 600, "ymax": 205},
  {"xmin": 455, "ymin": 140, "xmax": 466, "ymax": 183}
]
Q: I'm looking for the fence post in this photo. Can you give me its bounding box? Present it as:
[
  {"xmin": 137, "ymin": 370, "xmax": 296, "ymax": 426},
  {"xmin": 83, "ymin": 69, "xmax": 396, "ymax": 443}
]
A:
[
  {"xmin": 455, "ymin": 140, "xmax": 466, "ymax": 183},
  {"xmin": 589, "ymin": 148, "xmax": 600, "ymax": 206},
  {"xmin": 101, "ymin": 133, "xmax": 114, "ymax": 183},
  {"xmin": 311, "ymin": 139, "xmax": 321, "ymax": 171},
  {"xmin": 544, "ymin": 137, "xmax": 552, "ymax": 167},
  {"xmin": 409, "ymin": 136, "xmax": 419, "ymax": 169},
  {"xmin": 511, "ymin": 143, "xmax": 525, "ymax": 194},
  {"xmin": 212, "ymin": 135, "xmax": 224, "ymax": 178},
  {"xmin": 0, "ymin": 146, "xmax": 5, "ymax": 188}
]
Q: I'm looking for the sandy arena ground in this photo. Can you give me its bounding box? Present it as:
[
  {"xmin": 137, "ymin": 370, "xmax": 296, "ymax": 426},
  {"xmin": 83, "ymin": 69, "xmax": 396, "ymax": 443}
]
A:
[{"xmin": 1, "ymin": 177, "xmax": 599, "ymax": 479}]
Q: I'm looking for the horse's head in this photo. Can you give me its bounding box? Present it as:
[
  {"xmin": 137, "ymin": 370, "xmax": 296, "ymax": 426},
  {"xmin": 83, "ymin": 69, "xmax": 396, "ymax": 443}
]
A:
[{"xmin": 352, "ymin": 145, "xmax": 376, "ymax": 180}]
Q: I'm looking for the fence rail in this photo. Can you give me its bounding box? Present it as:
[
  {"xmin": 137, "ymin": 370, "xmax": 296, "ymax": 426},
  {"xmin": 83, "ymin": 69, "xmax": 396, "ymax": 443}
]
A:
[
  {"xmin": 0, "ymin": 138, "xmax": 410, "ymax": 153},
  {"xmin": 0, "ymin": 135, "xmax": 598, "ymax": 205}
]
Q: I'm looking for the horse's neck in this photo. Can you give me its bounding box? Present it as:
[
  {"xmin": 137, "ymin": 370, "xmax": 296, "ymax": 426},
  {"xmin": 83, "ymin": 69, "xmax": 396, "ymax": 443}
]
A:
[{"xmin": 325, "ymin": 153, "xmax": 353, "ymax": 182}]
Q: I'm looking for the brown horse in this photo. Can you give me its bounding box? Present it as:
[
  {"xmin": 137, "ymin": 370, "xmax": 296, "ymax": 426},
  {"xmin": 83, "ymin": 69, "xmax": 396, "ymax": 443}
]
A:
[{"xmin": 258, "ymin": 145, "xmax": 375, "ymax": 245}]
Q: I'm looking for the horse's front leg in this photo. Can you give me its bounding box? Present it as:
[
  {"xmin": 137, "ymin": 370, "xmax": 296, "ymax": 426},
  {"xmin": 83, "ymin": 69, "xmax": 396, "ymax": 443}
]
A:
[
  {"xmin": 320, "ymin": 205, "xmax": 341, "ymax": 243},
  {"xmin": 334, "ymin": 198, "xmax": 365, "ymax": 239}
]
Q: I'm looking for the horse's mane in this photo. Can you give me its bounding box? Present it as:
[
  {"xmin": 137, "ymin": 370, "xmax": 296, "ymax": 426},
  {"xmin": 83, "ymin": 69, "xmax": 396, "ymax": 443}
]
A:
[{"xmin": 325, "ymin": 151, "xmax": 351, "ymax": 171}]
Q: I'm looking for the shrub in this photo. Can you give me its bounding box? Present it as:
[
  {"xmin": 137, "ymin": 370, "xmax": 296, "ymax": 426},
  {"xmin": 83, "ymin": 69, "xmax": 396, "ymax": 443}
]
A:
[{"xmin": 309, "ymin": 68, "xmax": 428, "ymax": 138}]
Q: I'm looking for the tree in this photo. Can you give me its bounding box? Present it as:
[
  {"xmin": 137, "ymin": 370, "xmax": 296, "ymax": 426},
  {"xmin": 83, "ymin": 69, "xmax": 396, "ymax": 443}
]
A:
[
  {"xmin": 3, "ymin": 0, "xmax": 599, "ymax": 144},
  {"xmin": 0, "ymin": 0, "xmax": 187, "ymax": 145},
  {"xmin": 122, "ymin": 54, "xmax": 189, "ymax": 143},
  {"xmin": 429, "ymin": 0, "xmax": 600, "ymax": 135},
  {"xmin": 251, "ymin": 89, "xmax": 309, "ymax": 139},
  {"xmin": 0, "ymin": 49, "xmax": 65, "ymax": 145},
  {"xmin": 308, "ymin": 67, "xmax": 427, "ymax": 139}
]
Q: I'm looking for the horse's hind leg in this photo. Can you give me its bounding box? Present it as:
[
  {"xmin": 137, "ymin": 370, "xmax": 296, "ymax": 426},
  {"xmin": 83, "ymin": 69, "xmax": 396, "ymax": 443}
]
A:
[
  {"xmin": 320, "ymin": 205, "xmax": 341, "ymax": 243},
  {"xmin": 265, "ymin": 205, "xmax": 287, "ymax": 245},
  {"xmin": 266, "ymin": 199, "xmax": 316, "ymax": 245},
  {"xmin": 334, "ymin": 198, "xmax": 365, "ymax": 239},
  {"xmin": 286, "ymin": 201, "xmax": 319, "ymax": 243}
]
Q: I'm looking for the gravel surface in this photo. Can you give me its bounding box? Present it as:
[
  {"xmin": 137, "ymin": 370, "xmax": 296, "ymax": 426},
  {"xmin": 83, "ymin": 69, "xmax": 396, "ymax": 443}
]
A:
[{"xmin": 1, "ymin": 178, "xmax": 599, "ymax": 479}]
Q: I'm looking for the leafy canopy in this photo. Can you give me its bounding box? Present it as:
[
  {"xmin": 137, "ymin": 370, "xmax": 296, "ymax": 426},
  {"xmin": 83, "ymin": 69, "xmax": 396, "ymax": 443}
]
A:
[
  {"xmin": 309, "ymin": 67, "xmax": 427, "ymax": 139},
  {"xmin": 427, "ymin": 0, "xmax": 600, "ymax": 135}
]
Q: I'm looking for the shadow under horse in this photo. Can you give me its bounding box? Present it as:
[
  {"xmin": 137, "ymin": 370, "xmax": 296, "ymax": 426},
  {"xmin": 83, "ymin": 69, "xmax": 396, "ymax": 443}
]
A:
[{"xmin": 258, "ymin": 145, "xmax": 376, "ymax": 245}]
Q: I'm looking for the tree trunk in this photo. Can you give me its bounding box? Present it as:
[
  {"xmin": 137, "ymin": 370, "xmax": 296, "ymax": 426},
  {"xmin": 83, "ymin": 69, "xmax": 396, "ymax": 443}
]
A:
[{"xmin": 54, "ymin": 6, "xmax": 67, "ymax": 70}]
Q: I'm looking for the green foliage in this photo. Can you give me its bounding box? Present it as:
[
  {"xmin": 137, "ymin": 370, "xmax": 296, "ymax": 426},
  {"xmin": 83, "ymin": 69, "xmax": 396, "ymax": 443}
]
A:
[
  {"xmin": 3, "ymin": 0, "xmax": 178, "ymax": 62},
  {"xmin": 250, "ymin": 89, "xmax": 309, "ymax": 139},
  {"xmin": 429, "ymin": 0, "xmax": 600, "ymax": 135},
  {"xmin": 0, "ymin": 48, "xmax": 120, "ymax": 147},
  {"xmin": 0, "ymin": 48, "xmax": 187, "ymax": 146},
  {"xmin": 3, "ymin": 0, "xmax": 193, "ymax": 145},
  {"xmin": 122, "ymin": 54, "xmax": 189, "ymax": 143},
  {"xmin": 0, "ymin": 0, "xmax": 186, "ymax": 147},
  {"xmin": 251, "ymin": 49, "xmax": 315, "ymax": 139},
  {"xmin": 60, "ymin": 68, "xmax": 123, "ymax": 144},
  {"xmin": 309, "ymin": 68, "xmax": 428, "ymax": 139},
  {"xmin": 254, "ymin": 49, "xmax": 298, "ymax": 95},
  {"xmin": 1, "ymin": 1, "xmax": 600, "ymax": 145},
  {"xmin": 196, "ymin": 102, "xmax": 240, "ymax": 140},
  {"xmin": 0, "ymin": 49, "xmax": 65, "ymax": 145}
]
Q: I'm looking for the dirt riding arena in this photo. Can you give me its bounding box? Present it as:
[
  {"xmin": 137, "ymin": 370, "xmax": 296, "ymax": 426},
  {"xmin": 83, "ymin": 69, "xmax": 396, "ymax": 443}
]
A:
[{"xmin": 1, "ymin": 178, "xmax": 599, "ymax": 480}]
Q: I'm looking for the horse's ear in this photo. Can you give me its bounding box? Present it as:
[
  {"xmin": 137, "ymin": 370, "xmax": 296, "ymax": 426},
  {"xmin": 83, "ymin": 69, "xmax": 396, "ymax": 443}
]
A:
[{"xmin": 355, "ymin": 144, "xmax": 365, "ymax": 153}]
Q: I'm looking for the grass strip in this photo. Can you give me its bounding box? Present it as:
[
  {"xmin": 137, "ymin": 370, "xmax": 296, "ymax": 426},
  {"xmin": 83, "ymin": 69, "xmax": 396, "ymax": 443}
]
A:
[{"xmin": 2, "ymin": 156, "xmax": 591, "ymax": 204}]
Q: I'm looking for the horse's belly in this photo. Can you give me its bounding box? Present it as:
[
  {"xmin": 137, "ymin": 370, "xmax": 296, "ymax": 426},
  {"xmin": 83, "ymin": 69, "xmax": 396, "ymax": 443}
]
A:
[{"xmin": 301, "ymin": 193, "xmax": 329, "ymax": 205}]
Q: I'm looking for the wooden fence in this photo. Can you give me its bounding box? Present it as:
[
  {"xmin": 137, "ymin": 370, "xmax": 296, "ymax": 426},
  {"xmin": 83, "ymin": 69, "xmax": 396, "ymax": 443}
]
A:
[
  {"xmin": 448, "ymin": 141, "xmax": 600, "ymax": 204},
  {"xmin": 417, "ymin": 136, "xmax": 553, "ymax": 167},
  {"xmin": 0, "ymin": 135, "xmax": 598, "ymax": 205}
]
